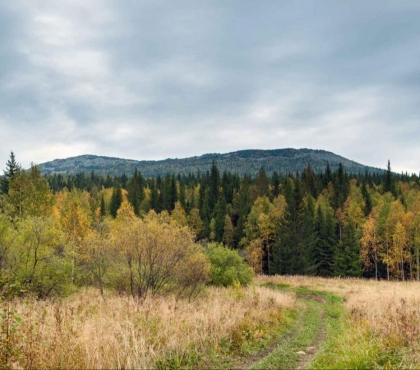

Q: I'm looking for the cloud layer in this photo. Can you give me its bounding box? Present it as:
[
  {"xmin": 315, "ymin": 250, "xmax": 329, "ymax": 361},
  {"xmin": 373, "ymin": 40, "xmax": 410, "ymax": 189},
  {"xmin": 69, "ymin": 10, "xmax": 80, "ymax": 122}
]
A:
[{"xmin": 1, "ymin": 1, "xmax": 420, "ymax": 173}]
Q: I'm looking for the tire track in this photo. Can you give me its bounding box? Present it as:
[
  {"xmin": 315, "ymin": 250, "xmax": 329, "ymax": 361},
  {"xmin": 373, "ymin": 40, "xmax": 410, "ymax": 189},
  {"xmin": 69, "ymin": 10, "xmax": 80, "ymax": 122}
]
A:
[{"xmin": 243, "ymin": 288, "xmax": 337, "ymax": 370}]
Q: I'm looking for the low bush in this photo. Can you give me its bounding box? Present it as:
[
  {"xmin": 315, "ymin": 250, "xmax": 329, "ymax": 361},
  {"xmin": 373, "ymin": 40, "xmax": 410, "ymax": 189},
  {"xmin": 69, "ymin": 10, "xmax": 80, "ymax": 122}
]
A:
[{"xmin": 204, "ymin": 243, "xmax": 253, "ymax": 287}]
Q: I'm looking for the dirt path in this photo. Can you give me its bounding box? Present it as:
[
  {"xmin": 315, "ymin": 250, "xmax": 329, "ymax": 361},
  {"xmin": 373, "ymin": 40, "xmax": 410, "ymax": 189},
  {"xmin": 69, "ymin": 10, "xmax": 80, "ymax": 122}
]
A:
[
  {"xmin": 235, "ymin": 301, "xmax": 308, "ymax": 370},
  {"xmin": 240, "ymin": 287, "xmax": 339, "ymax": 370},
  {"xmin": 295, "ymin": 307, "xmax": 327, "ymax": 369}
]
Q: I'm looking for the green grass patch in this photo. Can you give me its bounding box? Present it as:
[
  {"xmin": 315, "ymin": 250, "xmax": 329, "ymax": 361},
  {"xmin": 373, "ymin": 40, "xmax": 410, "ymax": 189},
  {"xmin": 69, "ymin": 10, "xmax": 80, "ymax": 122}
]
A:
[
  {"xmin": 262, "ymin": 281, "xmax": 291, "ymax": 290},
  {"xmin": 250, "ymin": 300, "xmax": 324, "ymax": 370},
  {"xmin": 209, "ymin": 308, "xmax": 298, "ymax": 369},
  {"xmin": 249, "ymin": 283, "xmax": 343, "ymax": 370},
  {"xmin": 310, "ymin": 321, "xmax": 405, "ymax": 369},
  {"xmin": 263, "ymin": 282, "xmax": 343, "ymax": 305},
  {"xmin": 309, "ymin": 307, "xmax": 407, "ymax": 369}
]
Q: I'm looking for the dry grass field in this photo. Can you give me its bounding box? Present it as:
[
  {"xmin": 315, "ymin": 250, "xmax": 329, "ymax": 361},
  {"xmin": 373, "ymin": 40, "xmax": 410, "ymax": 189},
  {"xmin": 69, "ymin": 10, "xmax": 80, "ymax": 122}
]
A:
[
  {"xmin": 0, "ymin": 285, "xmax": 294, "ymax": 369},
  {"xmin": 2, "ymin": 277, "xmax": 420, "ymax": 369}
]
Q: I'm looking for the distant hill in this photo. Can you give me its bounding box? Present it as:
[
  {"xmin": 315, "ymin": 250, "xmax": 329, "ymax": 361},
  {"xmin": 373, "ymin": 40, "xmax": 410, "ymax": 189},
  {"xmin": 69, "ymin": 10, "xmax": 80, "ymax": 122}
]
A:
[{"xmin": 38, "ymin": 148, "xmax": 384, "ymax": 177}]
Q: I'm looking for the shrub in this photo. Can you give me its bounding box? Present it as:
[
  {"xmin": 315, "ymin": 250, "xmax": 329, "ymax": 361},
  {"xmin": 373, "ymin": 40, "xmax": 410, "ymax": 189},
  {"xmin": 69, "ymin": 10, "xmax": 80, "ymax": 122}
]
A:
[
  {"xmin": 112, "ymin": 206, "xmax": 210, "ymax": 300},
  {"xmin": 204, "ymin": 243, "xmax": 254, "ymax": 287}
]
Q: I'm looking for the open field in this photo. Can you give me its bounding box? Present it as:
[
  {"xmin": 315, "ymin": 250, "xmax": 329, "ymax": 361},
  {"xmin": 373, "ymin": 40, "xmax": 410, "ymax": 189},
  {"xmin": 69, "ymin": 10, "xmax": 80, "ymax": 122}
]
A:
[
  {"xmin": 0, "ymin": 285, "xmax": 294, "ymax": 369},
  {"xmin": 258, "ymin": 276, "xmax": 420, "ymax": 369},
  {"xmin": 2, "ymin": 277, "xmax": 420, "ymax": 369}
]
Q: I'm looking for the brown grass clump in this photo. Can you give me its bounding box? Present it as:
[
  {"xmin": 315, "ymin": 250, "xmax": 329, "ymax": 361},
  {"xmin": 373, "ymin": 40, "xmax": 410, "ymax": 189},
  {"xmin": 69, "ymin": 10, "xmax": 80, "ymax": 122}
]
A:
[{"xmin": 0, "ymin": 285, "xmax": 294, "ymax": 369}]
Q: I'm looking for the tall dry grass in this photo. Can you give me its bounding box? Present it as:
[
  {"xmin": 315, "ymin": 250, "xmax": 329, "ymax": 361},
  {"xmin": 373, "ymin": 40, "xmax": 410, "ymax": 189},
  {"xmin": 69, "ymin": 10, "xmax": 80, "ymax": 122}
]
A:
[
  {"xmin": 258, "ymin": 275, "xmax": 420, "ymax": 367},
  {"xmin": 1, "ymin": 285, "xmax": 294, "ymax": 369}
]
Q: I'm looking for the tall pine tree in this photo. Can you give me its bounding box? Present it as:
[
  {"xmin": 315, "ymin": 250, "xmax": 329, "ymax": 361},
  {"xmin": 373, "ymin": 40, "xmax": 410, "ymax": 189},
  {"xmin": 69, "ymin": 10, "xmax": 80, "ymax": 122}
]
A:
[
  {"xmin": 109, "ymin": 186, "xmax": 123, "ymax": 218},
  {"xmin": 1, "ymin": 151, "xmax": 20, "ymax": 195}
]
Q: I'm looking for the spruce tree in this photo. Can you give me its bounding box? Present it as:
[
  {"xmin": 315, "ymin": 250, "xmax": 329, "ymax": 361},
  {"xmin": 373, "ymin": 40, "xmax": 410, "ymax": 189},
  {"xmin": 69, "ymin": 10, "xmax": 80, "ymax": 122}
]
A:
[
  {"xmin": 255, "ymin": 167, "xmax": 269, "ymax": 197},
  {"xmin": 127, "ymin": 169, "xmax": 145, "ymax": 216},
  {"xmin": 109, "ymin": 186, "xmax": 123, "ymax": 218},
  {"xmin": 302, "ymin": 164, "xmax": 319, "ymax": 199},
  {"xmin": 322, "ymin": 163, "xmax": 332, "ymax": 188},
  {"xmin": 169, "ymin": 174, "xmax": 178, "ymax": 211},
  {"xmin": 1, "ymin": 151, "xmax": 20, "ymax": 195},
  {"xmin": 332, "ymin": 163, "xmax": 350, "ymax": 211},
  {"xmin": 303, "ymin": 196, "xmax": 317, "ymax": 274},
  {"xmin": 232, "ymin": 176, "xmax": 251, "ymax": 248},
  {"xmin": 179, "ymin": 182, "xmax": 186, "ymax": 209},
  {"xmin": 149, "ymin": 178, "xmax": 160, "ymax": 212},
  {"xmin": 313, "ymin": 207, "xmax": 336, "ymax": 276},
  {"xmin": 208, "ymin": 162, "xmax": 220, "ymax": 212},
  {"xmin": 213, "ymin": 197, "xmax": 227, "ymax": 242},
  {"xmin": 383, "ymin": 160, "xmax": 396, "ymax": 196},
  {"xmin": 274, "ymin": 177, "xmax": 307, "ymax": 275},
  {"xmin": 271, "ymin": 172, "xmax": 281, "ymax": 198},
  {"xmin": 333, "ymin": 220, "xmax": 362, "ymax": 277},
  {"xmin": 221, "ymin": 170, "xmax": 234, "ymax": 205},
  {"xmin": 361, "ymin": 181, "xmax": 373, "ymax": 216},
  {"xmin": 100, "ymin": 194, "xmax": 107, "ymax": 217}
]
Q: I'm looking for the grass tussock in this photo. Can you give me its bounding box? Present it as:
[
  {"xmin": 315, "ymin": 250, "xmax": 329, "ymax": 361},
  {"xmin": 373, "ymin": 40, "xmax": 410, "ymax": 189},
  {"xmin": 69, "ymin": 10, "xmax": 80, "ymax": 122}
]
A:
[
  {"xmin": 0, "ymin": 285, "xmax": 294, "ymax": 369},
  {"xmin": 258, "ymin": 275, "xmax": 420, "ymax": 368}
]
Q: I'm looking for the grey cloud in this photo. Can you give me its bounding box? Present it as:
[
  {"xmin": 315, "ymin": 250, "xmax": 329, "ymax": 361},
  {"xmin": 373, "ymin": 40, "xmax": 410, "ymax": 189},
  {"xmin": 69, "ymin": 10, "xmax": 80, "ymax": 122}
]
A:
[{"xmin": 0, "ymin": 1, "xmax": 420, "ymax": 173}]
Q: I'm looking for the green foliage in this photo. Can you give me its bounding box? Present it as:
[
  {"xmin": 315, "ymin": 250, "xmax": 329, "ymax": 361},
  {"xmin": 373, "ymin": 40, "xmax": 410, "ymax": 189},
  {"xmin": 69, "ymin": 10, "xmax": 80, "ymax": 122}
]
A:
[
  {"xmin": 312, "ymin": 206, "xmax": 337, "ymax": 277},
  {"xmin": 127, "ymin": 169, "xmax": 145, "ymax": 216},
  {"xmin": 272, "ymin": 177, "xmax": 311, "ymax": 275},
  {"xmin": 100, "ymin": 194, "xmax": 106, "ymax": 217},
  {"xmin": 332, "ymin": 163, "xmax": 350, "ymax": 211},
  {"xmin": 109, "ymin": 186, "xmax": 122, "ymax": 218},
  {"xmin": 1, "ymin": 151, "xmax": 20, "ymax": 195},
  {"xmin": 2, "ymin": 151, "xmax": 420, "ymax": 292},
  {"xmin": 6, "ymin": 164, "xmax": 53, "ymax": 219},
  {"xmin": 333, "ymin": 221, "xmax": 363, "ymax": 277},
  {"xmin": 204, "ymin": 243, "xmax": 253, "ymax": 287},
  {"xmin": 383, "ymin": 159, "xmax": 396, "ymax": 196},
  {"xmin": 15, "ymin": 217, "xmax": 72, "ymax": 298},
  {"xmin": 112, "ymin": 209, "xmax": 210, "ymax": 300}
]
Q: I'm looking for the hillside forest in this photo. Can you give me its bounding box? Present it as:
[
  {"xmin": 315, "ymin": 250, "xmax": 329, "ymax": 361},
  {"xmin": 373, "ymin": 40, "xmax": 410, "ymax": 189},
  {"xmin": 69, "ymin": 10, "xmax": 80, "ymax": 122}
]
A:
[{"xmin": 0, "ymin": 152, "xmax": 419, "ymax": 299}]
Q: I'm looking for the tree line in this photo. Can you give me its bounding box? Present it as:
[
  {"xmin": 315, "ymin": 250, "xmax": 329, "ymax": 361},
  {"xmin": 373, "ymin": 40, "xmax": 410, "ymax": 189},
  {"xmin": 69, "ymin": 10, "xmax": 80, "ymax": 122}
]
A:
[
  {"xmin": 46, "ymin": 159, "xmax": 419, "ymax": 280},
  {"xmin": 0, "ymin": 153, "xmax": 254, "ymax": 299},
  {"xmin": 1, "ymin": 152, "xmax": 419, "ymax": 301}
]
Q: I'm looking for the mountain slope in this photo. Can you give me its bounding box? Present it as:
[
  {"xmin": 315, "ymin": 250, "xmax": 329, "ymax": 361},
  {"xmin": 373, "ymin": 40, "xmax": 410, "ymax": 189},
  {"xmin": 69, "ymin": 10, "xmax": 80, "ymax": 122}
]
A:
[{"xmin": 38, "ymin": 148, "xmax": 383, "ymax": 177}]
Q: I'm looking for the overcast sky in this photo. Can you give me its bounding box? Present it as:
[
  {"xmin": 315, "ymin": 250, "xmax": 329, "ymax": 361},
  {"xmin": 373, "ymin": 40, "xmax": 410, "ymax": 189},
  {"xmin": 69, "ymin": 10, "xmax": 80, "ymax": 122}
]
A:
[{"xmin": 1, "ymin": 1, "xmax": 420, "ymax": 174}]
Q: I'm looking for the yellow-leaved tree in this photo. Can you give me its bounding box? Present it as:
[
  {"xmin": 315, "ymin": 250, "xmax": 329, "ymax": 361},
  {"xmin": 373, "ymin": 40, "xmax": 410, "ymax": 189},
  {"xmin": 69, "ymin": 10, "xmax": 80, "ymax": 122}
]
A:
[
  {"xmin": 60, "ymin": 192, "xmax": 91, "ymax": 284},
  {"xmin": 171, "ymin": 201, "xmax": 188, "ymax": 227},
  {"xmin": 14, "ymin": 216, "xmax": 70, "ymax": 297},
  {"xmin": 386, "ymin": 222, "xmax": 410, "ymax": 280},
  {"xmin": 360, "ymin": 211, "xmax": 380, "ymax": 280},
  {"xmin": 243, "ymin": 195, "xmax": 286, "ymax": 274},
  {"xmin": 7, "ymin": 164, "xmax": 54, "ymax": 220},
  {"xmin": 112, "ymin": 204, "xmax": 209, "ymax": 300}
]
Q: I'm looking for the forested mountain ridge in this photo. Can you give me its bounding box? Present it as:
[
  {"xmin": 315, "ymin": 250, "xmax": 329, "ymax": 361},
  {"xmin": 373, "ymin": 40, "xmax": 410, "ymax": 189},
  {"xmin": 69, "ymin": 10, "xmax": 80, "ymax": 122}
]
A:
[{"xmin": 38, "ymin": 148, "xmax": 383, "ymax": 177}]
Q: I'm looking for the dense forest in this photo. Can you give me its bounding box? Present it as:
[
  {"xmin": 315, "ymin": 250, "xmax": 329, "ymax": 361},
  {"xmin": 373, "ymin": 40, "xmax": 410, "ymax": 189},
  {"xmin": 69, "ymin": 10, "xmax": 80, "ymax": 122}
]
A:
[{"xmin": 1, "ymin": 151, "xmax": 419, "ymax": 300}]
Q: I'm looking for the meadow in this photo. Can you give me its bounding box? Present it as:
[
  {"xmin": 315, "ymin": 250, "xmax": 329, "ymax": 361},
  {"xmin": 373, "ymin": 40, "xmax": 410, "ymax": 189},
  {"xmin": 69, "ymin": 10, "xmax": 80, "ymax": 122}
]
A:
[
  {"xmin": 259, "ymin": 275, "xmax": 420, "ymax": 369},
  {"xmin": 1, "ymin": 285, "xmax": 294, "ymax": 369},
  {"xmin": 2, "ymin": 276, "xmax": 420, "ymax": 369}
]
